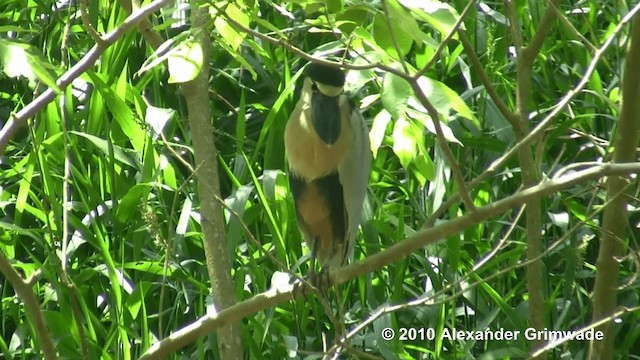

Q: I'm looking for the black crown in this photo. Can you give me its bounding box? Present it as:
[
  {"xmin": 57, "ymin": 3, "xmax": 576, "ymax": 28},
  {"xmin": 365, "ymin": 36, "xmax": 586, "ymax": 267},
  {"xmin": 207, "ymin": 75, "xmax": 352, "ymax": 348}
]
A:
[{"xmin": 305, "ymin": 63, "xmax": 346, "ymax": 87}]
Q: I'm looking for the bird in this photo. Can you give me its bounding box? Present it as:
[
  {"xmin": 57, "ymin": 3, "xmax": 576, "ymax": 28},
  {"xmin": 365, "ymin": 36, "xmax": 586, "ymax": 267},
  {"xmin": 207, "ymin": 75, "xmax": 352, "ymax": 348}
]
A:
[{"xmin": 284, "ymin": 63, "xmax": 371, "ymax": 270}]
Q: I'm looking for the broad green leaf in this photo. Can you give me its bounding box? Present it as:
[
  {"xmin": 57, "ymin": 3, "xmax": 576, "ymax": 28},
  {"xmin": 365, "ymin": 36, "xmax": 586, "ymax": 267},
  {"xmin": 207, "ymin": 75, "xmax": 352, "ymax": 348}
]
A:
[
  {"xmin": 215, "ymin": 3, "xmax": 249, "ymax": 51},
  {"xmin": 0, "ymin": 39, "xmax": 61, "ymax": 93},
  {"xmin": 398, "ymin": 0, "xmax": 462, "ymax": 35},
  {"xmin": 386, "ymin": 0, "xmax": 427, "ymax": 44},
  {"xmin": 15, "ymin": 154, "xmax": 35, "ymax": 221},
  {"xmin": 137, "ymin": 32, "xmax": 190, "ymax": 76},
  {"xmin": 412, "ymin": 146, "xmax": 435, "ymax": 186},
  {"xmin": 392, "ymin": 116, "xmax": 417, "ymax": 168},
  {"xmin": 407, "ymin": 108, "xmax": 460, "ymax": 144},
  {"xmin": 373, "ymin": 12, "xmax": 412, "ymax": 58},
  {"xmin": 382, "ymin": 72, "xmax": 413, "ymax": 119},
  {"xmin": 370, "ymin": 109, "xmax": 391, "ymax": 158},
  {"xmin": 336, "ymin": 6, "xmax": 370, "ymax": 34},
  {"xmin": 351, "ymin": 27, "xmax": 387, "ymax": 55},
  {"xmin": 123, "ymin": 261, "xmax": 175, "ymax": 275},
  {"xmin": 168, "ymin": 39, "xmax": 204, "ymax": 83},
  {"xmin": 416, "ymin": 75, "xmax": 477, "ymax": 125},
  {"xmin": 0, "ymin": 222, "xmax": 41, "ymax": 249},
  {"xmin": 88, "ymin": 73, "xmax": 146, "ymax": 152},
  {"xmin": 0, "ymin": 26, "xmax": 37, "ymax": 33},
  {"xmin": 296, "ymin": 0, "xmax": 343, "ymax": 14},
  {"xmin": 589, "ymin": 69, "xmax": 603, "ymax": 95}
]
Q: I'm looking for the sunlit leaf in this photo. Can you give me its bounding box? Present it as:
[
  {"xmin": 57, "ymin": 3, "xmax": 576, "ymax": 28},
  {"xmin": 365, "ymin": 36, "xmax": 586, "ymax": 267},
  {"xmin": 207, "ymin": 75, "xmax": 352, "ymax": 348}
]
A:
[
  {"xmin": 416, "ymin": 76, "xmax": 477, "ymax": 125},
  {"xmin": 412, "ymin": 146, "xmax": 436, "ymax": 186},
  {"xmin": 386, "ymin": 0, "xmax": 427, "ymax": 44},
  {"xmin": 392, "ymin": 116, "xmax": 417, "ymax": 168},
  {"xmin": 145, "ymin": 106, "xmax": 175, "ymax": 139},
  {"xmin": 215, "ymin": 3, "xmax": 249, "ymax": 51},
  {"xmin": 370, "ymin": 109, "xmax": 391, "ymax": 158},
  {"xmin": 168, "ymin": 39, "xmax": 204, "ymax": 83},
  {"xmin": 398, "ymin": 0, "xmax": 462, "ymax": 35},
  {"xmin": 0, "ymin": 39, "xmax": 61, "ymax": 92},
  {"xmin": 407, "ymin": 108, "xmax": 460, "ymax": 144}
]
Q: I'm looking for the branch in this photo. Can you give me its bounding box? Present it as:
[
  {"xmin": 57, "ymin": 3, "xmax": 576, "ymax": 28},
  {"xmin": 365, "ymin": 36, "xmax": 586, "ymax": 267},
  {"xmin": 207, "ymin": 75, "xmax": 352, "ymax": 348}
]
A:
[
  {"xmin": 381, "ymin": 0, "xmax": 409, "ymax": 73},
  {"xmin": 524, "ymin": 0, "xmax": 561, "ymax": 61},
  {"xmin": 78, "ymin": 0, "xmax": 105, "ymax": 45},
  {"xmin": 330, "ymin": 199, "xmax": 614, "ymax": 357},
  {"xmin": 0, "ymin": 253, "xmax": 57, "ymax": 360},
  {"xmin": 410, "ymin": 81, "xmax": 476, "ymax": 211},
  {"xmin": 117, "ymin": 0, "xmax": 165, "ymax": 49},
  {"xmin": 589, "ymin": 8, "xmax": 640, "ymax": 359},
  {"xmin": 457, "ymin": 30, "xmax": 518, "ymax": 126},
  {"xmin": 209, "ymin": 2, "xmax": 409, "ymax": 78},
  {"xmin": 138, "ymin": 162, "xmax": 640, "ymax": 358},
  {"xmin": 545, "ymin": 0, "xmax": 596, "ymax": 53}
]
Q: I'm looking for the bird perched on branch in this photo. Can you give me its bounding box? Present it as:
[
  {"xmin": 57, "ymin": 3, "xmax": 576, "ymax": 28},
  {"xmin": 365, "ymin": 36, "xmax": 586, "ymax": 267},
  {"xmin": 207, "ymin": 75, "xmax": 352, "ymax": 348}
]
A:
[{"xmin": 285, "ymin": 63, "xmax": 371, "ymax": 269}]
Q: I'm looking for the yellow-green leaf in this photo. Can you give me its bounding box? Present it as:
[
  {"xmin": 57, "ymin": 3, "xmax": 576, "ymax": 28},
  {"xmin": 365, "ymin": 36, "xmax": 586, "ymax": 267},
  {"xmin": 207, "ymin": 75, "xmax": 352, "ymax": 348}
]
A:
[{"xmin": 168, "ymin": 40, "xmax": 204, "ymax": 84}]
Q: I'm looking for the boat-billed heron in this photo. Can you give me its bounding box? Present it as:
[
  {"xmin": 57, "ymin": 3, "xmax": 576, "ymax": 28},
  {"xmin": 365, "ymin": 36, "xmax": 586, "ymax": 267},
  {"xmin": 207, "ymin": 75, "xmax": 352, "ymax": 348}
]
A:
[{"xmin": 285, "ymin": 63, "xmax": 371, "ymax": 269}]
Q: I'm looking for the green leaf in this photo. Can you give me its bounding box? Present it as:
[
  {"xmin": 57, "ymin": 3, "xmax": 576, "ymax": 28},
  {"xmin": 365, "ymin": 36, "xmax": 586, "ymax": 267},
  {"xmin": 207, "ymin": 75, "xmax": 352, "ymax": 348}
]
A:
[
  {"xmin": 382, "ymin": 72, "xmax": 413, "ymax": 119},
  {"xmin": 0, "ymin": 39, "xmax": 61, "ymax": 93},
  {"xmin": 370, "ymin": 109, "xmax": 391, "ymax": 158},
  {"xmin": 137, "ymin": 32, "xmax": 189, "ymax": 76},
  {"xmin": 407, "ymin": 108, "xmax": 460, "ymax": 144},
  {"xmin": 386, "ymin": 0, "xmax": 427, "ymax": 44},
  {"xmin": 215, "ymin": 3, "xmax": 249, "ymax": 51},
  {"xmin": 392, "ymin": 116, "xmax": 417, "ymax": 168},
  {"xmin": 115, "ymin": 184, "xmax": 150, "ymax": 223},
  {"xmin": 168, "ymin": 39, "xmax": 204, "ymax": 83},
  {"xmin": 412, "ymin": 146, "xmax": 435, "ymax": 186},
  {"xmin": 373, "ymin": 12, "xmax": 413, "ymax": 58},
  {"xmin": 87, "ymin": 73, "xmax": 147, "ymax": 152},
  {"xmin": 398, "ymin": 0, "xmax": 462, "ymax": 35},
  {"xmin": 415, "ymin": 75, "xmax": 477, "ymax": 125}
]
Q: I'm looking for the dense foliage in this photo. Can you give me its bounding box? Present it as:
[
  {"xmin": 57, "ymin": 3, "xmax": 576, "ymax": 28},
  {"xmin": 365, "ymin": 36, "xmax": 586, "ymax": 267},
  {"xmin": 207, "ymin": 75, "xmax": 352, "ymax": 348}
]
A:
[{"xmin": 0, "ymin": 0, "xmax": 639, "ymax": 359}]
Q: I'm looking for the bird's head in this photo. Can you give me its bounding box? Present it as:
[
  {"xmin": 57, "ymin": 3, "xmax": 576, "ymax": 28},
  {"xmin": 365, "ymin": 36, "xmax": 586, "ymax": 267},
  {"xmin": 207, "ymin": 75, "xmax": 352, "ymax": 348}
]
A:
[{"xmin": 304, "ymin": 63, "xmax": 346, "ymax": 97}]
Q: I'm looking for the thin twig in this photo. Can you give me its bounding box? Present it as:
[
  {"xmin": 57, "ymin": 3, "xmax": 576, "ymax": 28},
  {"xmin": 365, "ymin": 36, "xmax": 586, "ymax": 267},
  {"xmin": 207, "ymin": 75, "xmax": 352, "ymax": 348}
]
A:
[
  {"xmin": 410, "ymin": 81, "xmax": 476, "ymax": 211},
  {"xmin": 78, "ymin": 0, "xmax": 105, "ymax": 44},
  {"xmin": 457, "ymin": 30, "xmax": 518, "ymax": 126},
  {"xmin": 381, "ymin": 0, "xmax": 409, "ymax": 73}
]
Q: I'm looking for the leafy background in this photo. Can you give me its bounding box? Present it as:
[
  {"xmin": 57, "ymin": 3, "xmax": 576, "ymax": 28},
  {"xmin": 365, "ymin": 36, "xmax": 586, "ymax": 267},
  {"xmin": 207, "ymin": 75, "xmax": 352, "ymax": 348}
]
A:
[{"xmin": 0, "ymin": 0, "xmax": 639, "ymax": 359}]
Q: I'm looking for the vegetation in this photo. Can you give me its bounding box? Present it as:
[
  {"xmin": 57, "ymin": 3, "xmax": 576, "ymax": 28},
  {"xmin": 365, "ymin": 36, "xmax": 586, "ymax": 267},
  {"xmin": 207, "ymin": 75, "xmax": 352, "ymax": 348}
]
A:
[{"xmin": 1, "ymin": 0, "xmax": 639, "ymax": 359}]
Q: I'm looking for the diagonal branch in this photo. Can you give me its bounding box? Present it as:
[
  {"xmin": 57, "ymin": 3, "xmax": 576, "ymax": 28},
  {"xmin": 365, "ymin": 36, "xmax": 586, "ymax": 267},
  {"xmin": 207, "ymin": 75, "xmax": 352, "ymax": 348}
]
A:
[
  {"xmin": 0, "ymin": 253, "xmax": 57, "ymax": 360},
  {"xmin": 138, "ymin": 162, "xmax": 640, "ymax": 358},
  {"xmin": 457, "ymin": 30, "xmax": 518, "ymax": 126}
]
